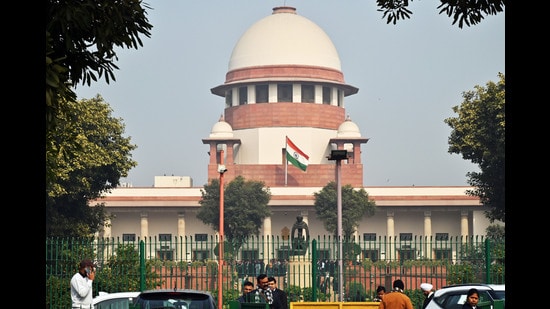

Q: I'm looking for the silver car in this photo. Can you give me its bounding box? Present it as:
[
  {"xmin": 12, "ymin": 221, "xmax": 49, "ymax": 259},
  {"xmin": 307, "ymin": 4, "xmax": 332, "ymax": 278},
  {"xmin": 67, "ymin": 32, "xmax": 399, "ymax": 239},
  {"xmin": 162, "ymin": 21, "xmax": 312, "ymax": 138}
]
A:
[{"xmin": 425, "ymin": 283, "xmax": 505, "ymax": 309}]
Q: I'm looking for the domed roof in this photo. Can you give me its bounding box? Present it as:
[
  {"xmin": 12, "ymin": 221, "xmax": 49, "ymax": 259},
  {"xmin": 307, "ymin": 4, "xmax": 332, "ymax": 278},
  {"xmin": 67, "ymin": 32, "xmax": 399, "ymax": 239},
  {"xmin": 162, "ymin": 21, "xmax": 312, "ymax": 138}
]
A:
[
  {"xmin": 209, "ymin": 115, "xmax": 234, "ymax": 138},
  {"xmin": 228, "ymin": 6, "xmax": 341, "ymax": 72},
  {"xmin": 337, "ymin": 115, "xmax": 361, "ymax": 137}
]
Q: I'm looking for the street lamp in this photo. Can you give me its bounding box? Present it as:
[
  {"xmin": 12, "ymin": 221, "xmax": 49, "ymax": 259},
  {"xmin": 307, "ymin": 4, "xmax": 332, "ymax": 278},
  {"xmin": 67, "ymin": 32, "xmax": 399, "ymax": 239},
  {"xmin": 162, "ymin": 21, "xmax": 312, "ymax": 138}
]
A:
[
  {"xmin": 217, "ymin": 150, "xmax": 226, "ymax": 309},
  {"xmin": 327, "ymin": 149, "xmax": 348, "ymax": 301}
]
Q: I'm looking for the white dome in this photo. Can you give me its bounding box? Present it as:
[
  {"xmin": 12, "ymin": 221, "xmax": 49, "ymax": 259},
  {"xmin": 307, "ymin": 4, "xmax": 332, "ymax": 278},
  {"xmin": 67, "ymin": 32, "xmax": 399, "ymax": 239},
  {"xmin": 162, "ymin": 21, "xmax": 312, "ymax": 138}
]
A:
[
  {"xmin": 337, "ymin": 116, "xmax": 361, "ymax": 137},
  {"xmin": 228, "ymin": 7, "xmax": 341, "ymax": 71},
  {"xmin": 209, "ymin": 116, "xmax": 234, "ymax": 138}
]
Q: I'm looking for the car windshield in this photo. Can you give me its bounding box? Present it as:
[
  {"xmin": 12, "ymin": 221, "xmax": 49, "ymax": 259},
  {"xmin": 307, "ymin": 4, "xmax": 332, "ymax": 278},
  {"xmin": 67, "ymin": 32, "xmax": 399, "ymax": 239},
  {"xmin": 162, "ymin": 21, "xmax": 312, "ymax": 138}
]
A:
[
  {"xmin": 133, "ymin": 291, "xmax": 213, "ymax": 309},
  {"xmin": 493, "ymin": 290, "xmax": 505, "ymax": 300}
]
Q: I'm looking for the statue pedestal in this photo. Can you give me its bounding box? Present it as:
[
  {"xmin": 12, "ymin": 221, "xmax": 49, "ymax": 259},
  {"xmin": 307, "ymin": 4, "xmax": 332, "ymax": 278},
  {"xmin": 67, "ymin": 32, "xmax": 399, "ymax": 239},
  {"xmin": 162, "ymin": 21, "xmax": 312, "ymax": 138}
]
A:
[{"xmin": 288, "ymin": 255, "xmax": 311, "ymax": 288}]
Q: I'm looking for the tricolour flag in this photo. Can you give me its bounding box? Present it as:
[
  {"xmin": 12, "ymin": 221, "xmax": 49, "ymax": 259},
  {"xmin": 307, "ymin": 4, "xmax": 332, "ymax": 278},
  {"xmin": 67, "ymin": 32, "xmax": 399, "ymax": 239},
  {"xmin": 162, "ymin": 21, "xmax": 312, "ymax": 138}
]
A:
[{"xmin": 286, "ymin": 136, "xmax": 309, "ymax": 172}]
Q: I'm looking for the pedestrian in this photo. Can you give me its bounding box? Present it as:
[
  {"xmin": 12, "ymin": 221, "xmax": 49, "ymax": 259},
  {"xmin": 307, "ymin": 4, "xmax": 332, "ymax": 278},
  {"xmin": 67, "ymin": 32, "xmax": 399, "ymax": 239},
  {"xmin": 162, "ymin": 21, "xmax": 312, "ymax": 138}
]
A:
[
  {"xmin": 461, "ymin": 288, "xmax": 480, "ymax": 309},
  {"xmin": 250, "ymin": 274, "xmax": 273, "ymax": 305},
  {"xmin": 373, "ymin": 285, "xmax": 386, "ymax": 302},
  {"xmin": 420, "ymin": 283, "xmax": 434, "ymax": 309},
  {"xmin": 378, "ymin": 279, "xmax": 413, "ymax": 309},
  {"xmin": 268, "ymin": 276, "xmax": 288, "ymax": 309},
  {"xmin": 70, "ymin": 259, "xmax": 96, "ymax": 309},
  {"xmin": 237, "ymin": 280, "xmax": 255, "ymax": 303}
]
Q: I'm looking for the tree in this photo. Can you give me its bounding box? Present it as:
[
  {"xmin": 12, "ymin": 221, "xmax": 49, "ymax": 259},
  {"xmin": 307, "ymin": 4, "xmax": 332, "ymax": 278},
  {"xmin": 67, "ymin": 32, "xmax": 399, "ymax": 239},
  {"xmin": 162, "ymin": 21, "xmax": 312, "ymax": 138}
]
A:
[
  {"xmin": 197, "ymin": 175, "xmax": 272, "ymax": 252},
  {"xmin": 376, "ymin": 0, "xmax": 504, "ymax": 28},
  {"xmin": 444, "ymin": 73, "xmax": 505, "ymax": 223},
  {"xmin": 46, "ymin": 95, "xmax": 137, "ymax": 237},
  {"xmin": 46, "ymin": 0, "xmax": 153, "ymax": 132},
  {"xmin": 313, "ymin": 181, "xmax": 377, "ymax": 238}
]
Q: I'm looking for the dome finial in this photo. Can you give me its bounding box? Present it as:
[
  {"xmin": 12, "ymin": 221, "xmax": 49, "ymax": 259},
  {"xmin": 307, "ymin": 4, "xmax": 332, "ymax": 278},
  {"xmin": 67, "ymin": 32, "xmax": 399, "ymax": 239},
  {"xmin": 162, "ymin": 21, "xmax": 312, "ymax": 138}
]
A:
[
  {"xmin": 345, "ymin": 114, "xmax": 352, "ymax": 121},
  {"xmin": 219, "ymin": 114, "xmax": 224, "ymax": 122}
]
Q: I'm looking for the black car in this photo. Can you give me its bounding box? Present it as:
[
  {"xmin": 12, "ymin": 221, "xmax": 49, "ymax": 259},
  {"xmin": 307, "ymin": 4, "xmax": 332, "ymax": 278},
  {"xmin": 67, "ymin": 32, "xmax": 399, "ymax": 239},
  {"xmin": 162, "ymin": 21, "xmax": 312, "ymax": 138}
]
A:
[{"xmin": 131, "ymin": 289, "xmax": 217, "ymax": 309}]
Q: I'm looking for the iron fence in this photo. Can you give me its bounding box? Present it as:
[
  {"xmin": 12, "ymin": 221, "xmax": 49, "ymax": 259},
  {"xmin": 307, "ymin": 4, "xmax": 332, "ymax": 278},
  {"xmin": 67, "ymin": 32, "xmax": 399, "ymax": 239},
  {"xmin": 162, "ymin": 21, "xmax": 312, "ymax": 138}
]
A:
[{"xmin": 46, "ymin": 235, "xmax": 504, "ymax": 309}]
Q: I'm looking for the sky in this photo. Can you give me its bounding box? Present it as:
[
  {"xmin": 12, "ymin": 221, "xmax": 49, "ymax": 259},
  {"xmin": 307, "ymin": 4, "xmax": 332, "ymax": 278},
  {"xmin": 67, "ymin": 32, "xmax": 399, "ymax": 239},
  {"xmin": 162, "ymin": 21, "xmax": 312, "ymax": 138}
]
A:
[{"xmin": 75, "ymin": 1, "xmax": 505, "ymax": 188}]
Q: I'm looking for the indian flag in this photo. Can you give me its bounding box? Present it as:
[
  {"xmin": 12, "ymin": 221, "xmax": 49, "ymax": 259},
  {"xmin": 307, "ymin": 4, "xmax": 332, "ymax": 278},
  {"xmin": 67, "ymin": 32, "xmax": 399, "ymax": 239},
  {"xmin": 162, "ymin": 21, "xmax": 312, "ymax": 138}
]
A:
[{"xmin": 286, "ymin": 136, "xmax": 309, "ymax": 172}]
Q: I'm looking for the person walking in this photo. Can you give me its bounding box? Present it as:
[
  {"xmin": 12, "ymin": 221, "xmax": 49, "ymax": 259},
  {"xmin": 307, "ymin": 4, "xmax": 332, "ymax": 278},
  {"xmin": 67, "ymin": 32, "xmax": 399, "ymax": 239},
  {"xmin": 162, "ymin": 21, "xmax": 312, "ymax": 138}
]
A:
[
  {"xmin": 268, "ymin": 276, "xmax": 288, "ymax": 309},
  {"xmin": 237, "ymin": 280, "xmax": 255, "ymax": 303},
  {"xmin": 378, "ymin": 279, "xmax": 413, "ymax": 309},
  {"xmin": 70, "ymin": 259, "xmax": 96, "ymax": 309},
  {"xmin": 461, "ymin": 288, "xmax": 480, "ymax": 309},
  {"xmin": 420, "ymin": 283, "xmax": 434, "ymax": 309}
]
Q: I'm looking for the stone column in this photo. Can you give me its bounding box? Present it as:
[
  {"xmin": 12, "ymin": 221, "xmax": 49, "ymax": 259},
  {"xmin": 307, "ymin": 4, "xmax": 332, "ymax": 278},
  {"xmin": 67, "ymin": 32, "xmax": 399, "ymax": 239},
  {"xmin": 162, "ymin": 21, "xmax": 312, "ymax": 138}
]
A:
[
  {"xmin": 386, "ymin": 211, "xmax": 395, "ymax": 261},
  {"xmin": 140, "ymin": 212, "xmax": 149, "ymax": 239},
  {"xmin": 423, "ymin": 211, "xmax": 432, "ymax": 259},
  {"xmin": 178, "ymin": 212, "xmax": 186, "ymax": 238},
  {"xmin": 263, "ymin": 216, "xmax": 272, "ymax": 264},
  {"xmin": 460, "ymin": 211, "xmax": 469, "ymax": 238}
]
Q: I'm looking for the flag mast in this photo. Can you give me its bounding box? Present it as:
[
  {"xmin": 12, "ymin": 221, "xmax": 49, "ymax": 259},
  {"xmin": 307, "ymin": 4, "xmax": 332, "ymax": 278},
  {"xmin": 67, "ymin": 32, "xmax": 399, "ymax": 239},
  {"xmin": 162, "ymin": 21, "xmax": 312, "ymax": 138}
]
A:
[{"xmin": 284, "ymin": 136, "xmax": 288, "ymax": 186}]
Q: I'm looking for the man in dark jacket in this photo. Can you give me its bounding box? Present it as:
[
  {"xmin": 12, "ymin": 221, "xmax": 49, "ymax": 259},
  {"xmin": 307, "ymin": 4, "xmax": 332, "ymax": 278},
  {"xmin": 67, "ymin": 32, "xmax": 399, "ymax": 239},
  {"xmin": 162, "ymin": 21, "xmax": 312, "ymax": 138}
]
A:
[{"xmin": 268, "ymin": 276, "xmax": 288, "ymax": 309}]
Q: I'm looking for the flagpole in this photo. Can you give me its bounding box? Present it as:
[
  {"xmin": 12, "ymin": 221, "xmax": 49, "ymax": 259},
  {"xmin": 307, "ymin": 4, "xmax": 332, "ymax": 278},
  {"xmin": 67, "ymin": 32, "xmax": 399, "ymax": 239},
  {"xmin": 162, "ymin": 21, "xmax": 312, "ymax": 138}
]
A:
[{"xmin": 284, "ymin": 136, "xmax": 288, "ymax": 186}]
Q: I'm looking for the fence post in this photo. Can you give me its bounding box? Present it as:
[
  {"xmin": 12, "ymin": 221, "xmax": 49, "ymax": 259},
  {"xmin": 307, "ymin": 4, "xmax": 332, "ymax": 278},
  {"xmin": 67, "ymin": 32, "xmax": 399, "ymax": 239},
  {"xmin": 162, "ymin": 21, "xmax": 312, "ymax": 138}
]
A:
[
  {"xmin": 140, "ymin": 240, "xmax": 146, "ymax": 291},
  {"xmin": 311, "ymin": 239, "xmax": 317, "ymax": 301}
]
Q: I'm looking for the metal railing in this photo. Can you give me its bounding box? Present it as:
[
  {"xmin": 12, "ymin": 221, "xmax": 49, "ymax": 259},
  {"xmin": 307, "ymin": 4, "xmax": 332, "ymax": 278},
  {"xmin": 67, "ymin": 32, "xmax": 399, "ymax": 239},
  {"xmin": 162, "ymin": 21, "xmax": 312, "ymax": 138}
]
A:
[{"xmin": 46, "ymin": 235, "xmax": 504, "ymax": 308}]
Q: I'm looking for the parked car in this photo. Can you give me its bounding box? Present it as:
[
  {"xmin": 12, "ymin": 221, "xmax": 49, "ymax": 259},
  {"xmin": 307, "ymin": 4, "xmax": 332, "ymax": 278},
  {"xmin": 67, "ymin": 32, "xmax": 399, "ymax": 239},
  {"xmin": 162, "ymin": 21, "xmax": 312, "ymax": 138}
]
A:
[
  {"xmin": 425, "ymin": 283, "xmax": 505, "ymax": 309},
  {"xmin": 131, "ymin": 289, "xmax": 217, "ymax": 309},
  {"xmin": 92, "ymin": 291, "xmax": 140, "ymax": 309}
]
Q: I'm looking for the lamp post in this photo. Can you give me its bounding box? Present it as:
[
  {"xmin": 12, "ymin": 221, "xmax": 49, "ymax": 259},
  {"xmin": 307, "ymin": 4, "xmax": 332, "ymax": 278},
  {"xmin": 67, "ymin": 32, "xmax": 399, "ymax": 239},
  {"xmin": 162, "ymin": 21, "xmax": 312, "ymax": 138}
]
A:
[
  {"xmin": 328, "ymin": 149, "xmax": 347, "ymax": 301},
  {"xmin": 217, "ymin": 149, "xmax": 227, "ymax": 309}
]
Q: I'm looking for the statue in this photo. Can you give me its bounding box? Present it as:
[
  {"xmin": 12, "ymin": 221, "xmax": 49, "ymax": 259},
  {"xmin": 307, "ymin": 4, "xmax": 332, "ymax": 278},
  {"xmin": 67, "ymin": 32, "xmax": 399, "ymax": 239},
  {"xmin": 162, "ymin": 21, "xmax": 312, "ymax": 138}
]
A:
[{"xmin": 290, "ymin": 215, "xmax": 310, "ymax": 255}]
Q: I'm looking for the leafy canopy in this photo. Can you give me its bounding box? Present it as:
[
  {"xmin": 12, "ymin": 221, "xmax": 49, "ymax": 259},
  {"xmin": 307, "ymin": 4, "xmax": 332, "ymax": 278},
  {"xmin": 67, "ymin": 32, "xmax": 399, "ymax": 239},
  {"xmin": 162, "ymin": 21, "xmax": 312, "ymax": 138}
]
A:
[
  {"xmin": 376, "ymin": 0, "xmax": 504, "ymax": 28},
  {"xmin": 46, "ymin": 95, "xmax": 137, "ymax": 237},
  {"xmin": 444, "ymin": 73, "xmax": 505, "ymax": 223},
  {"xmin": 313, "ymin": 181, "xmax": 377, "ymax": 238},
  {"xmin": 197, "ymin": 176, "xmax": 272, "ymax": 251}
]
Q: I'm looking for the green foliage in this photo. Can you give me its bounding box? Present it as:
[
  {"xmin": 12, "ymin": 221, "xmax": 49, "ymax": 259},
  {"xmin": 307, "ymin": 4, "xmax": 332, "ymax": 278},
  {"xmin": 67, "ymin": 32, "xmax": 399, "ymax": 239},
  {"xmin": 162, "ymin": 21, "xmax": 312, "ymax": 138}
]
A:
[
  {"xmin": 313, "ymin": 181, "xmax": 377, "ymax": 237},
  {"xmin": 46, "ymin": 0, "xmax": 153, "ymax": 131},
  {"xmin": 46, "ymin": 96, "xmax": 137, "ymax": 238},
  {"xmin": 197, "ymin": 175, "xmax": 272, "ymax": 251},
  {"xmin": 347, "ymin": 282, "xmax": 367, "ymax": 301},
  {"xmin": 445, "ymin": 73, "xmax": 505, "ymax": 223},
  {"xmin": 404, "ymin": 288, "xmax": 425, "ymax": 309},
  {"xmin": 376, "ymin": 0, "xmax": 504, "ymax": 28},
  {"xmin": 447, "ymin": 263, "xmax": 477, "ymax": 285},
  {"xmin": 286, "ymin": 285, "xmax": 302, "ymax": 302},
  {"xmin": 46, "ymin": 275, "xmax": 72, "ymax": 308},
  {"xmin": 97, "ymin": 244, "xmax": 161, "ymax": 292}
]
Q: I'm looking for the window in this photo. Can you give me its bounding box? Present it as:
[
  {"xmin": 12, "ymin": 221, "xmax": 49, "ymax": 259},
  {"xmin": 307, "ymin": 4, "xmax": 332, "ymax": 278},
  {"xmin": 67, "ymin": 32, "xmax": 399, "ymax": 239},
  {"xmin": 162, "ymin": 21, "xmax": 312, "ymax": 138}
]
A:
[
  {"xmin": 434, "ymin": 249, "xmax": 452, "ymax": 261},
  {"xmin": 256, "ymin": 84, "xmax": 268, "ymax": 103},
  {"xmin": 362, "ymin": 249, "xmax": 379, "ymax": 262},
  {"xmin": 398, "ymin": 249, "xmax": 415, "ymax": 261},
  {"xmin": 317, "ymin": 249, "xmax": 330, "ymax": 260},
  {"xmin": 225, "ymin": 89, "xmax": 232, "ymax": 107},
  {"xmin": 435, "ymin": 233, "xmax": 449, "ymax": 241},
  {"xmin": 239, "ymin": 86, "xmax": 247, "ymax": 105},
  {"xmin": 157, "ymin": 249, "xmax": 173, "ymax": 261},
  {"xmin": 301, "ymin": 84, "xmax": 314, "ymax": 103},
  {"xmin": 159, "ymin": 233, "xmax": 172, "ymax": 241},
  {"xmin": 195, "ymin": 233, "xmax": 208, "ymax": 241},
  {"xmin": 123, "ymin": 233, "xmax": 136, "ymax": 241},
  {"xmin": 277, "ymin": 246, "xmax": 291, "ymax": 260},
  {"xmin": 241, "ymin": 249, "xmax": 259, "ymax": 261},
  {"xmin": 322, "ymin": 86, "xmax": 331, "ymax": 104},
  {"xmin": 399, "ymin": 233, "xmax": 412, "ymax": 241},
  {"xmin": 363, "ymin": 233, "xmax": 377, "ymax": 241},
  {"xmin": 277, "ymin": 84, "xmax": 293, "ymax": 102},
  {"xmin": 193, "ymin": 250, "xmax": 209, "ymax": 261}
]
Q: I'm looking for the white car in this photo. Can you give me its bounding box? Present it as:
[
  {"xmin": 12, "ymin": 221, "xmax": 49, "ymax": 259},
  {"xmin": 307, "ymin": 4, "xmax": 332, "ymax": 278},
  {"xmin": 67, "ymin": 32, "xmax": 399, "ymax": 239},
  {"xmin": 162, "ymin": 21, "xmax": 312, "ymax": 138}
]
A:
[
  {"xmin": 92, "ymin": 291, "xmax": 140, "ymax": 309},
  {"xmin": 425, "ymin": 283, "xmax": 505, "ymax": 309}
]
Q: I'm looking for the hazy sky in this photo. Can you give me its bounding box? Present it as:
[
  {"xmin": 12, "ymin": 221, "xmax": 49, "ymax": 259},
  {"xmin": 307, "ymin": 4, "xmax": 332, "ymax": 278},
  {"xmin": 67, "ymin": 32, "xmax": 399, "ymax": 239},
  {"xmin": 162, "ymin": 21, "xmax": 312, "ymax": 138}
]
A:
[{"xmin": 75, "ymin": 1, "xmax": 505, "ymax": 188}]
